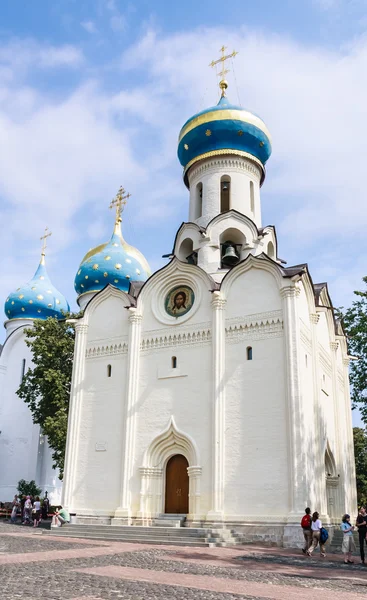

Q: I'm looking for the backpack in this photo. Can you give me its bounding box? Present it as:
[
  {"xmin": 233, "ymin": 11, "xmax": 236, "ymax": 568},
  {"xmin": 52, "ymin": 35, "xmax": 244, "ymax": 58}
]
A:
[
  {"xmin": 301, "ymin": 515, "xmax": 311, "ymax": 529},
  {"xmin": 320, "ymin": 527, "xmax": 329, "ymax": 544}
]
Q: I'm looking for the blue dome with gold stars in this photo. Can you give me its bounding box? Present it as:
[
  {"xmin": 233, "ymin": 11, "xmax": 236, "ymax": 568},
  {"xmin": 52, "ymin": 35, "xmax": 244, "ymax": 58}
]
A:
[
  {"xmin": 4, "ymin": 257, "xmax": 70, "ymax": 321},
  {"xmin": 74, "ymin": 220, "xmax": 151, "ymax": 299},
  {"xmin": 178, "ymin": 95, "xmax": 272, "ymax": 184}
]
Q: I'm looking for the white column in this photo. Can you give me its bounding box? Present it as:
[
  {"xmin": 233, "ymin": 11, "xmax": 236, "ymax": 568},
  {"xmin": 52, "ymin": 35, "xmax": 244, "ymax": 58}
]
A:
[
  {"xmin": 281, "ymin": 285, "xmax": 306, "ymax": 521},
  {"xmin": 207, "ymin": 291, "xmax": 226, "ymax": 521},
  {"xmin": 114, "ymin": 308, "xmax": 142, "ymax": 521},
  {"xmin": 341, "ymin": 357, "xmax": 358, "ymax": 515},
  {"xmin": 62, "ymin": 322, "xmax": 88, "ymax": 509},
  {"xmin": 188, "ymin": 466, "xmax": 202, "ymax": 519}
]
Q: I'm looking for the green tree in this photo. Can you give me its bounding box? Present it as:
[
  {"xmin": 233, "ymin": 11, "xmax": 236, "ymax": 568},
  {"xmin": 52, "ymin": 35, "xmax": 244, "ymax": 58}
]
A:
[
  {"xmin": 17, "ymin": 479, "xmax": 42, "ymax": 498},
  {"xmin": 339, "ymin": 277, "xmax": 367, "ymax": 422},
  {"xmin": 17, "ymin": 315, "xmax": 77, "ymax": 479},
  {"xmin": 353, "ymin": 427, "xmax": 367, "ymax": 506}
]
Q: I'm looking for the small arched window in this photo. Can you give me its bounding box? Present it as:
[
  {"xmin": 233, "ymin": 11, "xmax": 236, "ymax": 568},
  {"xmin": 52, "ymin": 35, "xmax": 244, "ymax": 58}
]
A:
[
  {"xmin": 20, "ymin": 358, "xmax": 26, "ymax": 382},
  {"xmin": 246, "ymin": 346, "xmax": 253, "ymax": 361},
  {"xmin": 107, "ymin": 364, "xmax": 112, "ymax": 378},
  {"xmin": 250, "ymin": 181, "xmax": 255, "ymax": 213},
  {"xmin": 172, "ymin": 356, "xmax": 177, "ymax": 369},
  {"xmin": 267, "ymin": 241, "xmax": 275, "ymax": 259},
  {"xmin": 220, "ymin": 176, "xmax": 230, "ymax": 213},
  {"xmin": 196, "ymin": 183, "xmax": 203, "ymax": 219}
]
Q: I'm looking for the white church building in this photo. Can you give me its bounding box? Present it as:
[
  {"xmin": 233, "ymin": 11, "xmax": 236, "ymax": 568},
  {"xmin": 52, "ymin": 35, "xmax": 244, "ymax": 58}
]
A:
[{"xmin": 0, "ymin": 70, "xmax": 357, "ymax": 544}]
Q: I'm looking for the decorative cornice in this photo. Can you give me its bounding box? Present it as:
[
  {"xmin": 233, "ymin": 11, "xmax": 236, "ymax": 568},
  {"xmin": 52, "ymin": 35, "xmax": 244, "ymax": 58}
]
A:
[
  {"xmin": 189, "ymin": 155, "xmax": 261, "ymax": 182},
  {"xmin": 330, "ymin": 341, "xmax": 339, "ymax": 352},
  {"xmin": 139, "ymin": 466, "xmax": 162, "ymax": 477},
  {"xmin": 226, "ymin": 320, "xmax": 283, "ymax": 343},
  {"xmin": 75, "ymin": 323, "xmax": 88, "ymax": 334},
  {"xmin": 280, "ymin": 285, "xmax": 298, "ymax": 299},
  {"xmin": 141, "ymin": 328, "xmax": 212, "ymax": 353},
  {"xmin": 184, "ymin": 149, "xmax": 264, "ymax": 180},
  {"xmin": 343, "ymin": 357, "xmax": 350, "ymax": 366},
  {"xmin": 187, "ymin": 466, "xmax": 202, "ymax": 478},
  {"xmin": 226, "ymin": 310, "xmax": 282, "ymax": 329},
  {"xmin": 211, "ymin": 291, "xmax": 227, "ymax": 310},
  {"xmin": 129, "ymin": 311, "xmax": 143, "ymax": 324},
  {"xmin": 310, "ymin": 313, "xmax": 320, "ymax": 325},
  {"xmin": 86, "ymin": 342, "xmax": 128, "ymax": 359}
]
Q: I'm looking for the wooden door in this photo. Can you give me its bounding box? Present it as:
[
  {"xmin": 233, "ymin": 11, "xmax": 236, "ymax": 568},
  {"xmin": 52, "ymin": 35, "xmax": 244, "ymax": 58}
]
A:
[{"xmin": 165, "ymin": 454, "xmax": 189, "ymax": 514}]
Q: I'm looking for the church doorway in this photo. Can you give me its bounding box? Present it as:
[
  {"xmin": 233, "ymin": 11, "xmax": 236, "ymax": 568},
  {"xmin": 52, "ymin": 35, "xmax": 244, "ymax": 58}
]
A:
[{"xmin": 165, "ymin": 454, "xmax": 189, "ymax": 514}]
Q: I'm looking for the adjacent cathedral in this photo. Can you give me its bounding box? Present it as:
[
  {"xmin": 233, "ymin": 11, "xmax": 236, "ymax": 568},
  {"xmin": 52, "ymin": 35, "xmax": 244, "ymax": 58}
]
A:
[{"xmin": 0, "ymin": 67, "xmax": 356, "ymax": 544}]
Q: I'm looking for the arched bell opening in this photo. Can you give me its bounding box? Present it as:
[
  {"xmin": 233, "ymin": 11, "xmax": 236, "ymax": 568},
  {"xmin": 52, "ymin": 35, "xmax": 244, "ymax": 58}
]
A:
[
  {"xmin": 219, "ymin": 228, "xmax": 246, "ymax": 268},
  {"xmin": 177, "ymin": 237, "xmax": 197, "ymax": 265}
]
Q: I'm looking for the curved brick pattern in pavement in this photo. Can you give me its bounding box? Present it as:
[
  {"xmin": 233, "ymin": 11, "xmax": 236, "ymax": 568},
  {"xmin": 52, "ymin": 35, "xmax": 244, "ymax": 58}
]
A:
[{"xmin": 1, "ymin": 524, "xmax": 367, "ymax": 600}]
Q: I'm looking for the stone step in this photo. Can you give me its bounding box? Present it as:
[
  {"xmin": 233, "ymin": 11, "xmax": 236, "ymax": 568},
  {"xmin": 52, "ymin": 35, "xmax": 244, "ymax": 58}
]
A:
[
  {"xmin": 48, "ymin": 531, "xmax": 210, "ymax": 546},
  {"xmin": 50, "ymin": 527, "xmax": 217, "ymax": 540},
  {"xmin": 59, "ymin": 524, "xmax": 213, "ymax": 535}
]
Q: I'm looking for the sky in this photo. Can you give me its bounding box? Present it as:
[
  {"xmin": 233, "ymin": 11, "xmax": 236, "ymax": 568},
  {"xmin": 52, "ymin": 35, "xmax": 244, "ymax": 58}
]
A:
[{"xmin": 1, "ymin": 0, "xmax": 367, "ymax": 419}]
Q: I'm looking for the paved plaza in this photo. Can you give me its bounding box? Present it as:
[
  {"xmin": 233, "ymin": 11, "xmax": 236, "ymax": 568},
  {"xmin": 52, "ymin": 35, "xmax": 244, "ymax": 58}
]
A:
[{"xmin": 1, "ymin": 523, "xmax": 367, "ymax": 600}]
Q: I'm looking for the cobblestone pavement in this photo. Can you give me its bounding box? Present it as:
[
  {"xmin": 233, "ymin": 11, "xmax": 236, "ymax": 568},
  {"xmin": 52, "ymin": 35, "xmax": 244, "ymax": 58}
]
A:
[{"xmin": 1, "ymin": 523, "xmax": 367, "ymax": 600}]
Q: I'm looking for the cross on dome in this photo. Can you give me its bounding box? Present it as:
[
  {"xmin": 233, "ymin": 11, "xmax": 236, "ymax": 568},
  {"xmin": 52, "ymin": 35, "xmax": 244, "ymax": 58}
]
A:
[
  {"xmin": 209, "ymin": 45, "xmax": 238, "ymax": 97},
  {"xmin": 109, "ymin": 186, "xmax": 131, "ymax": 226},
  {"xmin": 40, "ymin": 227, "xmax": 52, "ymax": 264}
]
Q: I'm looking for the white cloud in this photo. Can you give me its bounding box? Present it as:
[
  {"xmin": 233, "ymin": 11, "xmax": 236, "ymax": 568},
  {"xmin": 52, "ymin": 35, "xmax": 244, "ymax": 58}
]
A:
[
  {"xmin": 81, "ymin": 20, "xmax": 98, "ymax": 34},
  {"xmin": 0, "ymin": 39, "xmax": 84, "ymax": 72},
  {"xmin": 2, "ymin": 26, "xmax": 367, "ymax": 338}
]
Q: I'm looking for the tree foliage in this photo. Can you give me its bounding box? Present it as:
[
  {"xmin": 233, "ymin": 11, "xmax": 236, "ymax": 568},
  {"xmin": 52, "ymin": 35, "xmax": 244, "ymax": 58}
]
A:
[
  {"xmin": 17, "ymin": 479, "xmax": 42, "ymax": 498},
  {"xmin": 353, "ymin": 427, "xmax": 367, "ymax": 506},
  {"xmin": 17, "ymin": 316, "xmax": 77, "ymax": 479},
  {"xmin": 340, "ymin": 276, "xmax": 367, "ymax": 423}
]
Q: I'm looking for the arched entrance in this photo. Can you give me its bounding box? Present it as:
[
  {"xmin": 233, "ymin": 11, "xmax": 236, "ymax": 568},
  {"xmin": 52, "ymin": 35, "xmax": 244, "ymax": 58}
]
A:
[{"xmin": 165, "ymin": 454, "xmax": 189, "ymax": 514}]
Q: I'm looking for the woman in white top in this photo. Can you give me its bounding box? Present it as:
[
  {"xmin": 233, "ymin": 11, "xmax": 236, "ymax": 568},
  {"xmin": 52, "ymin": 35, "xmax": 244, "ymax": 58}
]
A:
[
  {"xmin": 33, "ymin": 496, "xmax": 41, "ymax": 528},
  {"xmin": 307, "ymin": 511, "xmax": 326, "ymax": 556}
]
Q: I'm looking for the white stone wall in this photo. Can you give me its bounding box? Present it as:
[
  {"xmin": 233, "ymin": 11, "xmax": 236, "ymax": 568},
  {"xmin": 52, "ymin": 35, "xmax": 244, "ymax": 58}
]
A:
[
  {"xmin": 188, "ymin": 156, "xmax": 262, "ymax": 228},
  {"xmin": 0, "ymin": 323, "xmax": 62, "ymax": 502}
]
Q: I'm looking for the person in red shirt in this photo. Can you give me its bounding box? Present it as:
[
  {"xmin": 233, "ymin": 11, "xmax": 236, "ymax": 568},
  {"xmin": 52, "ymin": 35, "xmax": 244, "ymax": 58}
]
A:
[{"xmin": 301, "ymin": 507, "xmax": 312, "ymax": 554}]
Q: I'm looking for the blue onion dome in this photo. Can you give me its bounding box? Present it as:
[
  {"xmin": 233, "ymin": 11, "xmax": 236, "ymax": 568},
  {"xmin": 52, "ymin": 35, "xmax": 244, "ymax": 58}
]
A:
[
  {"xmin": 4, "ymin": 255, "xmax": 70, "ymax": 321},
  {"xmin": 178, "ymin": 92, "xmax": 272, "ymax": 185},
  {"xmin": 74, "ymin": 214, "xmax": 151, "ymax": 299}
]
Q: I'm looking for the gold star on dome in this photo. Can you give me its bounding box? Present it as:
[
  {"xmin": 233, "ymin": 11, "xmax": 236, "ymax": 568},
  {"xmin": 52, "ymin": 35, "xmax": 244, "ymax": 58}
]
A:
[
  {"xmin": 205, "ymin": 129, "xmax": 211, "ymax": 136},
  {"xmin": 92, "ymin": 264, "xmax": 99, "ymax": 270}
]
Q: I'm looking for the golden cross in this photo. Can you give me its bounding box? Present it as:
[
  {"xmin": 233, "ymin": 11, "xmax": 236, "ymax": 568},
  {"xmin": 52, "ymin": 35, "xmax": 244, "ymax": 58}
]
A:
[
  {"xmin": 109, "ymin": 186, "xmax": 131, "ymax": 224},
  {"xmin": 209, "ymin": 45, "xmax": 238, "ymax": 96},
  {"xmin": 40, "ymin": 227, "xmax": 52, "ymax": 256}
]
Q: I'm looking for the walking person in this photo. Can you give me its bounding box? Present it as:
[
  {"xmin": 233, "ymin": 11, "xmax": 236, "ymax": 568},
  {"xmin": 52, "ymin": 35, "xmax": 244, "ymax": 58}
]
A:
[
  {"xmin": 355, "ymin": 506, "xmax": 367, "ymax": 564},
  {"xmin": 32, "ymin": 496, "xmax": 41, "ymax": 528},
  {"xmin": 42, "ymin": 492, "xmax": 50, "ymax": 521},
  {"xmin": 307, "ymin": 511, "xmax": 326, "ymax": 557},
  {"xmin": 10, "ymin": 495, "xmax": 19, "ymax": 524},
  {"xmin": 301, "ymin": 507, "xmax": 312, "ymax": 554},
  {"xmin": 341, "ymin": 514, "xmax": 356, "ymax": 564},
  {"xmin": 22, "ymin": 496, "xmax": 32, "ymax": 525}
]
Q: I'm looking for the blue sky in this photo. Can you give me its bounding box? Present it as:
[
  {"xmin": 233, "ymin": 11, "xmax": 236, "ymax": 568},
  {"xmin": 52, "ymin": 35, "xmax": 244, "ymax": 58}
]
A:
[{"xmin": 1, "ymin": 0, "xmax": 367, "ymax": 421}]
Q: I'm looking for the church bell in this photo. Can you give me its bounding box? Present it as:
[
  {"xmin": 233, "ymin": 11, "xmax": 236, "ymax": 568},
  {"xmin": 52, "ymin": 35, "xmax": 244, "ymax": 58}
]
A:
[{"xmin": 222, "ymin": 243, "xmax": 240, "ymax": 266}]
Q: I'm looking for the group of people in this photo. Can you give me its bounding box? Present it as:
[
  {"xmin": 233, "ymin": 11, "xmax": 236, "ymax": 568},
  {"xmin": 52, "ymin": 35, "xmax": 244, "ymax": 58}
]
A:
[
  {"xmin": 10, "ymin": 493, "xmax": 50, "ymax": 527},
  {"xmin": 301, "ymin": 506, "xmax": 367, "ymax": 564}
]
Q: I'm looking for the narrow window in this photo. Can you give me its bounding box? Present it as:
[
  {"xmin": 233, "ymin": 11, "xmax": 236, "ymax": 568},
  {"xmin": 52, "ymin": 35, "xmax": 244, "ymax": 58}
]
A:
[
  {"xmin": 20, "ymin": 358, "xmax": 26, "ymax": 382},
  {"xmin": 267, "ymin": 241, "xmax": 275, "ymax": 259},
  {"xmin": 246, "ymin": 346, "xmax": 253, "ymax": 361},
  {"xmin": 107, "ymin": 364, "xmax": 112, "ymax": 377},
  {"xmin": 250, "ymin": 181, "xmax": 255, "ymax": 213},
  {"xmin": 196, "ymin": 183, "xmax": 203, "ymax": 219},
  {"xmin": 220, "ymin": 176, "xmax": 230, "ymax": 212},
  {"xmin": 305, "ymin": 354, "xmax": 308, "ymax": 367},
  {"xmin": 172, "ymin": 356, "xmax": 177, "ymax": 369}
]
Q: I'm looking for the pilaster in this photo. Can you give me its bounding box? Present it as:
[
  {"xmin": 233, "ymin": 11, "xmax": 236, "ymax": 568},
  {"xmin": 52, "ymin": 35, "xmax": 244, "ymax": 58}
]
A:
[
  {"xmin": 281, "ymin": 285, "xmax": 305, "ymax": 522},
  {"xmin": 207, "ymin": 291, "xmax": 226, "ymax": 520},
  {"xmin": 114, "ymin": 308, "xmax": 142, "ymax": 521},
  {"xmin": 62, "ymin": 321, "xmax": 89, "ymax": 508}
]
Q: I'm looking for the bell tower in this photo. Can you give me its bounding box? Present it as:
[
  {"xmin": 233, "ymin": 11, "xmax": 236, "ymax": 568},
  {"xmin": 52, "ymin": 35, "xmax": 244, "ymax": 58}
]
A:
[{"xmin": 175, "ymin": 47, "xmax": 274, "ymax": 278}]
